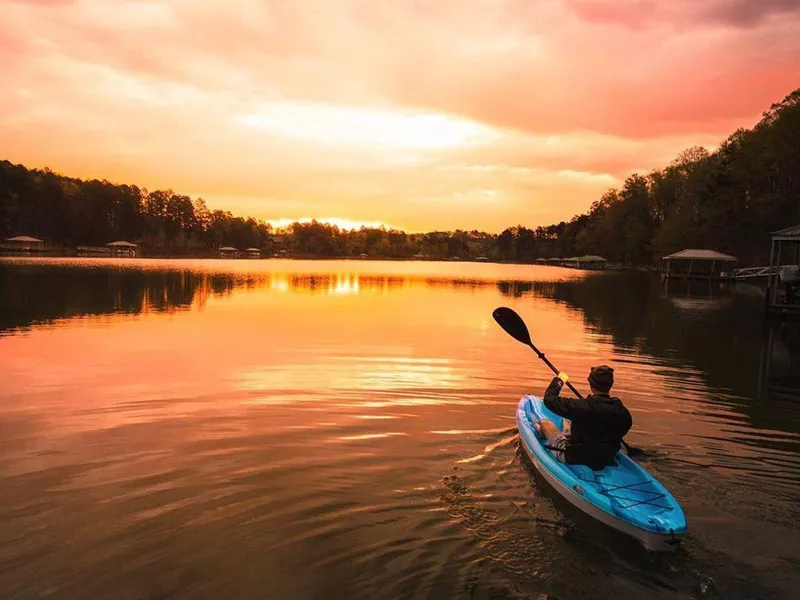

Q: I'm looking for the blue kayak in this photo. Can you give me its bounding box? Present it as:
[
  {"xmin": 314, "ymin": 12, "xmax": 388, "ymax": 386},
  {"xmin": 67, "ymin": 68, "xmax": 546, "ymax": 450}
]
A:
[{"xmin": 516, "ymin": 395, "xmax": 687, "ymax": 551}]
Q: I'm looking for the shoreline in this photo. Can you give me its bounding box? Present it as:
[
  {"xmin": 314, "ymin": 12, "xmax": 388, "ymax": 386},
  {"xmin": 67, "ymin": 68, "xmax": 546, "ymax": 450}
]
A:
[{"xmin": 0, "ymin": 250, "xmax": 656, "ymax": 271}]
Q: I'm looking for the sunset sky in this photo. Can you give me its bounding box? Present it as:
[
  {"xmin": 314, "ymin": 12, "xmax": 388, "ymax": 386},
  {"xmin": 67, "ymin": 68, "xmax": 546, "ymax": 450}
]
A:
[{"xmin": 2, "ymin": 0, "xmax": 798, "ymax": 232}]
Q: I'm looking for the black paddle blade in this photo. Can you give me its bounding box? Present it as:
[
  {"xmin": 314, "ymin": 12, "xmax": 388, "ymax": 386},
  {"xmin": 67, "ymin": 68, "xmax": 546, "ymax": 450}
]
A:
[{"xmin": 492, "ymin": 306, "xmax": 532, "ymax": 347}]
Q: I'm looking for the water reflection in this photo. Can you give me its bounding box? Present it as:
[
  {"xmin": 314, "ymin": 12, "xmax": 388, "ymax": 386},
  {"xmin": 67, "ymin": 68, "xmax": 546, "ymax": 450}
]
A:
[
  {"xmin": 3, "ymin": 261, "xmax": 797, "ymax": 439},
  {"xmin": 0, "ymin": 266, "xmax": 207, "ymax": 333},
  {"xmin": 0, "ymin": 268, "xmax": 410, "ymax": 334},
  {"xmin": 238, "ymin": 356, "xmax": 466, "ymax": 398},
  {"xmin": 758, "ymin": 320, "xmax": 800, "ymax": 400},
  {"xmin": 493, "ymin": 271, "xmax": 798, "ymax": 436},
  {"xmin": 661, "ymin": 278, "xmax": 736, "ymax": 312},
  {"xmin": 1, "ymin": 259, "xmax": 800, "ymax": 599},
  {"xmin": 0, "ymin": 262, "xmax": 570, "ymax": 335},
  {"xmin": 0, "ymin": 263, "xmax": 791, "ymax": 404}
]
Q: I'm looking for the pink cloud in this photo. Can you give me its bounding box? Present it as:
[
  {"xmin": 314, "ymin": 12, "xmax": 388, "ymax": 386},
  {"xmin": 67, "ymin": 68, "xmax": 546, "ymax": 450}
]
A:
[{"xmin": 4, "ymin": 0, "xmax": 797, "ymax": 137}]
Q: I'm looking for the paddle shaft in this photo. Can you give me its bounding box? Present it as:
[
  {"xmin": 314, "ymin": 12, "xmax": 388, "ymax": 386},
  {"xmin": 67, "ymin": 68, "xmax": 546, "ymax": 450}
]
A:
[{"xmin": 526, "ymin": 342, "xmax": 586, "ymax": 400}]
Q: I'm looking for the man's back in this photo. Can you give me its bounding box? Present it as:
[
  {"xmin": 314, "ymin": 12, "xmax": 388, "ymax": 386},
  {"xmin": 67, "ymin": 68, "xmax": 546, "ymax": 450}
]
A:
[{"xmin": 543, "ymin": 377, "xmax": 632, "ymax": 469}]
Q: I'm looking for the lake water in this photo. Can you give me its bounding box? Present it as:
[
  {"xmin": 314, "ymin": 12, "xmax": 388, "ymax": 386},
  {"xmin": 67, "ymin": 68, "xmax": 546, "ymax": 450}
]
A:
[{"xmin": 1, "ymin": 258, "xmax": 799, "ymax": 600}]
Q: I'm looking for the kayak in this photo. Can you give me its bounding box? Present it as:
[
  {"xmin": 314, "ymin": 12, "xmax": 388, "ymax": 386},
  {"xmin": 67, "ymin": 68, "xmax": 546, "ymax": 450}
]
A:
[{"xmin": 516, "ymin": 395, "xmax": 687, "ymax": 551}]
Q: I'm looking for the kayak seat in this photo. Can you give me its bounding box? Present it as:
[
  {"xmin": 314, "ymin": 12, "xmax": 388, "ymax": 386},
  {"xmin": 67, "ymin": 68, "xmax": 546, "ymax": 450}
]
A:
[{"xmin": 542, "ymin": 443, "xmax": 620, "ymax": 470}]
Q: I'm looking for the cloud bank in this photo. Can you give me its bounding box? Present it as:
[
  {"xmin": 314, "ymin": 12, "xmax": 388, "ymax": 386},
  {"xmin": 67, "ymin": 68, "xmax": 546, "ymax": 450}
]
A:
[{"xmin": 1, "ymin": 0, "xmax": 797, "ymax": 231}]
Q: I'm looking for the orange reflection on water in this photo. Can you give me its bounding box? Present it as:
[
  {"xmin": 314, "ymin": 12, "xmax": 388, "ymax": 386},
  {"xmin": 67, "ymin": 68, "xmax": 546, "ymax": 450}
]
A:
[
  {"xmin": 266, "ymin": 273, "xmax": 363, "ymax": 296},
  {"xmin": 0, "ymin": 260, "xmax": 594, "ymax": 447}
]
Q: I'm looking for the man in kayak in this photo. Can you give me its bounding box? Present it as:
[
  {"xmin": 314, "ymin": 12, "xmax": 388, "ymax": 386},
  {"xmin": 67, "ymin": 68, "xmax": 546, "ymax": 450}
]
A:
[{"xmin": 533, "ymin": 365, "xmax": 632, "ymax": 470}]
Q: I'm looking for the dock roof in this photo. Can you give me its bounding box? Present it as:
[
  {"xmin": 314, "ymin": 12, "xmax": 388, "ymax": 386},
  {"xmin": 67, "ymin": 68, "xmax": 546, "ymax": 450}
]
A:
[
  {"xmin": 772, "ymin": 224, "xmax": 800, "ymax": 241},
  {"xmin": 106, "ymin": 240, "xmax": 137, "ymax": 247},
  {"xmin": 562, "ymin": 255, "xmax": 607, "ymax": 262},
  {"xmin": 5, "ymin": 235, "xmax": 43, "ymax": 243},
  {"xmin": 662, "ymin": 249, "xmax": 737, "ymax": 261},
  {"xmin": 578, "ymin": 255, "xmax": 607, "ymax": 261}
]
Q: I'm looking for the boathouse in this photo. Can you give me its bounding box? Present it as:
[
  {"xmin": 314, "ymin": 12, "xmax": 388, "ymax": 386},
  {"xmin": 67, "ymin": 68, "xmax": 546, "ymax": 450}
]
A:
[
  {"xmin": 219, "ymin": 246, "xmax": 239, "ymax": 258},
  {"xmin": 3, "ymin": 235, "xmax": 44, "ymax": 251},
  {"xmin": 765, "ymin": 224, "xmax": 800, "ymax": 316},
  {"xmin": 568, "ymin": 255, "xmax": 608, "ymax": 269},
  {"xmin": 106, "ymin": 240, "xmax": 138, "ymax": 256},
  {"xmin": 661, "ymin": 249, "xmax": 738, "ymax": 280},
  {"xmin": 245, "ymin": 247, "xmax": 261, "ymax": 258}
]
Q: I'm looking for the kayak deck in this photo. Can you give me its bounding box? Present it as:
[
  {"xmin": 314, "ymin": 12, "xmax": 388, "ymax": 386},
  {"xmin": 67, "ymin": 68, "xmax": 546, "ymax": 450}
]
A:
[{"xmin": 517, "ymin": 395, "xmax": 687, "ymax": 546}]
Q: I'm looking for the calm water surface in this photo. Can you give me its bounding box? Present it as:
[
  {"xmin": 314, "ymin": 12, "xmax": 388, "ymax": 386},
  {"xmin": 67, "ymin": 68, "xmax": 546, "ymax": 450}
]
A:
[{"xmin": 1, "ymin": 258, "xmax": 799, "ymax": 600}]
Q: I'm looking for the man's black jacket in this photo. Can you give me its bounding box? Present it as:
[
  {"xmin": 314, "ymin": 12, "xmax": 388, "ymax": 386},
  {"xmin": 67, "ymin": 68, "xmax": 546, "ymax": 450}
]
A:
[{"xmin": 542, "ymin": 377, "xmax": 632, "ymax": 469}]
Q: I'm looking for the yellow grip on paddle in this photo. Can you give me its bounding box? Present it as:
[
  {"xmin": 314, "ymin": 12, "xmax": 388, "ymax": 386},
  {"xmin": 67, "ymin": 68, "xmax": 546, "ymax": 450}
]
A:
[{"xmin": 557, "ymin": 372, "xmax": 569, "ymax": 383}]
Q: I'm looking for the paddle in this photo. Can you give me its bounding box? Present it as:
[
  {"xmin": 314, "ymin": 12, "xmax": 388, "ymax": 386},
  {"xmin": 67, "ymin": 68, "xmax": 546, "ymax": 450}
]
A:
[{"xmin": 491, "ymin": 306, "xmax": 644, "ymax": 457}]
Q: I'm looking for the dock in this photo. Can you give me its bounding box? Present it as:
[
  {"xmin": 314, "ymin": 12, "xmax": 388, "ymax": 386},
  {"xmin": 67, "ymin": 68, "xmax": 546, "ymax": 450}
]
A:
[
  {"xmin": 764, "ymin": 224, "xmax": 800, "ymax": 318},
  {"xmin": 734, "ymin": 266, "xmax": 779, "ymax": 280},
  {"xmin": 660, "ymin": 249, "xmax": 738, "ymax": 281}
]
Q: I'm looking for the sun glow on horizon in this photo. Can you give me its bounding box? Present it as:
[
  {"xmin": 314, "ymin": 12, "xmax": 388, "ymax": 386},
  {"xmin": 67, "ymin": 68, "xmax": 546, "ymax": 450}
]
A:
[{"xmin": 268, "ymin": 217, "xmax": 399, "ymax": 232}]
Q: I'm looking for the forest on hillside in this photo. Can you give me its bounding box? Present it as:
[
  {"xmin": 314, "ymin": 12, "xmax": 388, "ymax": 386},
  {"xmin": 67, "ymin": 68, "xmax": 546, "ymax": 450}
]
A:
[{"xmin": 1, "ymin": 88, "xmax": 798, "ymax": 265}]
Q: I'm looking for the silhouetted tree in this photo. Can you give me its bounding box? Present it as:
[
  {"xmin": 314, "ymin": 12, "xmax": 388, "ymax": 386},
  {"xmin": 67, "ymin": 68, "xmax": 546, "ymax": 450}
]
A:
[{"xmin": 1, "ymin": 88, "xmax": 798, "ymax": 263}]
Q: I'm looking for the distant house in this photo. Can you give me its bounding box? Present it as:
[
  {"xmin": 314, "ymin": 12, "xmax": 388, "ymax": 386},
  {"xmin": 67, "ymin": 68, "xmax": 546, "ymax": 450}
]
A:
[
  {"xmin": 661, "ymin": 249, "xmax": 738, "ymax": 280},
  {"xmin": 3, "ymin": 235, "xmax": 44, "ymax": 251},
  {"xmin": 219, "ymin": 246, "xmax": 239, "ymax": 258},
  {"xmin": 106, "ymin": 240, "xmax": 138, "ymax": 256},
  {"xmin": 245, "ymin": 247, "xmax": 261, "ymax": 258}
]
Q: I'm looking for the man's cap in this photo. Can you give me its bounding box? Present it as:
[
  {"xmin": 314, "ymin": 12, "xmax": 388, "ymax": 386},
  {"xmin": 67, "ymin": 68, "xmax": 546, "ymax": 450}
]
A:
[{"xmin": 588, "ymin": 365, "xmax": 614, "ymax": 393}]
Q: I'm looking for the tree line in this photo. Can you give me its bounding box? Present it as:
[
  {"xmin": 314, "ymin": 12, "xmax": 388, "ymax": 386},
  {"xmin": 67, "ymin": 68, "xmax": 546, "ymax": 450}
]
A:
[{"xmin": 2, "ymin": 88, "xmax": 798, "ymax": 265}]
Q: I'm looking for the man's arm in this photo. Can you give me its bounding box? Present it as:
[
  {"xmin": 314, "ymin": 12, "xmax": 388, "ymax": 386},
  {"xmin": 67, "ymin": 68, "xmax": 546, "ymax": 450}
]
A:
[{"xmin": 543, "ymin": 377, "xmax": 593, "ymax": 419}]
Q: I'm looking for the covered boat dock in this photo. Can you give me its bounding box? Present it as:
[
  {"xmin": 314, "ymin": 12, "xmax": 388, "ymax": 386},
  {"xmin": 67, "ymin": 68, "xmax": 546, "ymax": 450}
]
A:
[
  {"xmin": 661, "ymin": 249, "xmax": 738, "ymax": 281},
  {"xmin": 218, "ymin": 246, "xmax": 239, "ymax": 258},
  {"xmin": 558, "ymin": 255, "xmax": 608, "ymax": 269},
  {"xmin": 2, "ymin": 235, "xmax": 45, "ymax": 252},
  {"xmin": 106, "ymin": 240, "xmax": 138, "ymax": 256},
  {"xmin": 765, "ymin": 224, "xmax": 800, "ymax": 317}
]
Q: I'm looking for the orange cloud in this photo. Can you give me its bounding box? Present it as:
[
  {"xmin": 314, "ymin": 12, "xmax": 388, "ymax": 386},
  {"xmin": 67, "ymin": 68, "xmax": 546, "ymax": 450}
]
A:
[{"xmin": 0, "ymin": 0, "xmax": 798, "ymax": 232}]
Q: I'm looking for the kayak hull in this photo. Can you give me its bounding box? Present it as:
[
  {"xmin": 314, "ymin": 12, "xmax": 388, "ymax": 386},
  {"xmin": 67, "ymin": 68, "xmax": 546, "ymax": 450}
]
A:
[{"xmin": 516, "ymin": 395, "xmax": 686, "ymax": 552}]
